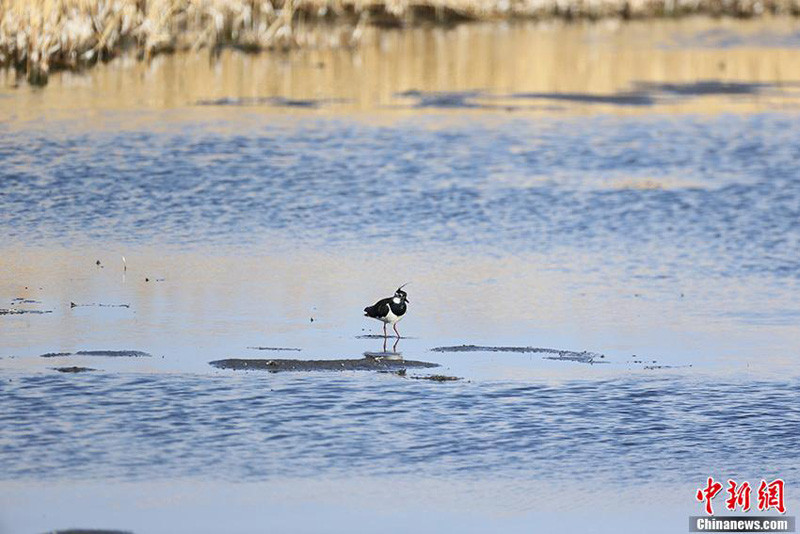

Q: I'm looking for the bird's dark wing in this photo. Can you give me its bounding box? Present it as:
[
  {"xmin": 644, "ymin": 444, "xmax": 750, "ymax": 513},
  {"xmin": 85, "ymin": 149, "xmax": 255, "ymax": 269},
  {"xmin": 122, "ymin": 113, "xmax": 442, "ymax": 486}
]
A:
[{"xmin": 364, "ymin": 297, "xmax": 391, "ymax": 318}]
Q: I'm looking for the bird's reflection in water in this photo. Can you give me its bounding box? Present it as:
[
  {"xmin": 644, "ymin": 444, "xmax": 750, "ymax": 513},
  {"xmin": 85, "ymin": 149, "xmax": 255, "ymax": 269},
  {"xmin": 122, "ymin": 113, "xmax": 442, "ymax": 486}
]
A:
[{"xmin": 363, "ymin": 337, "xmax": 402, "ymax": 360}]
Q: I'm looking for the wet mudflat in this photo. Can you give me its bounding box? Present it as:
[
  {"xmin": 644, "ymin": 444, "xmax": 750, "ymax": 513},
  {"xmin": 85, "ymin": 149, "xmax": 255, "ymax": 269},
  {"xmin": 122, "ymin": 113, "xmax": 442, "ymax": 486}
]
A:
[{"xmin": 2, "ymin": 16, "xmax": 800, "ymax": 534}]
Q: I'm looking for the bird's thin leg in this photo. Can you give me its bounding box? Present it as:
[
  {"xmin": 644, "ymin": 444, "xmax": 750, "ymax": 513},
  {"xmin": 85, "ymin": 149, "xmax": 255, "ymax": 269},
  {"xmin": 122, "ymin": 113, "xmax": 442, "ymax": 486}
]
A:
[
  {"xmin": 393, "ymin": 324, "xmax": 400, "ymax": 339},
  {"xmin": 383, "ymin": 323, "xmax": 387, "ymax": 338}
]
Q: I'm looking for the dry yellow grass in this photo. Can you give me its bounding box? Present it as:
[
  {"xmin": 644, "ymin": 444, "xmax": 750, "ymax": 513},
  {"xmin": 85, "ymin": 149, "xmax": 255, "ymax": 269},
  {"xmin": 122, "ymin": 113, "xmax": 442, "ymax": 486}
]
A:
[
  {"xmin": 1, "ymin": 0, "xmax": 799, "ymax": 84},
  {"xmin": 0, "ymin": 0, "xmax": 364, "ymax": 83}
]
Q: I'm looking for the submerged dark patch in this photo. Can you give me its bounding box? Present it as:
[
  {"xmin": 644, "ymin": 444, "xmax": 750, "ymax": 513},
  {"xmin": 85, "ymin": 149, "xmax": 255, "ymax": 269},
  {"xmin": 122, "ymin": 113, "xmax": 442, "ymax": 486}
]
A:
[
  {"xmin": 410, "ymin": 374, "xmax": 462, "ymax": 382},
  {"xmin": 676, "ymin": 29, "xmax": 800, "ymax": 49},
  {"xmin": 247, "ymin": 346, "xmax": 302, "ymax": 352},
  {"xmin": 542, "ymin": 352, "xmax": 605, "ymax": 364},
  {"xmin": 196, "ymin": 96, "xmax": 347, "ymax": 108},
  {"xmin": 11, "ymin": 298, "xmax": 41, "ymax": 304},
  {"xmin": 0, "ymin": 308, "xmax": 52, "ymax": 315},
  {"xmin": 52, "ymin": 366, "xmax": 97, "ymax": 373},
  {"xmin": 396, "ymin": 90, "xmax": 486, "ymax": 109},
  {"xmin": 508, "ymin": 81, "xmax": 781, "ymax": 107},
  {"xmin": 70, "ymin": 302, "xmax": 130, "ymax": 308},
  {"xmin": 431, "ymin": 344, "xmax": 573, "ymax": 354},
  {"xmin": 430, "ymin": 345, "xmax": 606, "ymax": 364},
  {"xmin": 393, "ymin": 83, "xmax": 789, "ymax": 112},
  {"xmin": 76, "ymin": 350, "xmax": 151, "ymax": 357},
  {"xmin": 632, "ymin": 80, "xmax": 772, "ymax": 96},
  {"xmin": 209, "ymin": 357, "xmax": 438, "ymax": 372},
  {"xmin": 393, "ymin": 89, "xmax": 529, "ymax": 111},
  {"xmin": 511, "ymin": 91, "xmax": 655, "ymax": 106},
  {"xmin": 40, "ymin": 350, "xmax": 151, "ymax": 358},
  {"xmin": 356, "ymin": 334, "xmax": 414, "ymax": 339},
  {"xmin": 40, "ymin": 352, "xmax": 74, "ymax": 358}
]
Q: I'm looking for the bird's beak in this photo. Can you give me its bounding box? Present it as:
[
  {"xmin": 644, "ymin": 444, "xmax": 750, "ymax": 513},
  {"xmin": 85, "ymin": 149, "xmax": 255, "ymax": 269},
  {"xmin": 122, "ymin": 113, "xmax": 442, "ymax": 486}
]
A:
[{"xmin": 405, "ymin": 297, "xmax": 410, "ymax": 303}]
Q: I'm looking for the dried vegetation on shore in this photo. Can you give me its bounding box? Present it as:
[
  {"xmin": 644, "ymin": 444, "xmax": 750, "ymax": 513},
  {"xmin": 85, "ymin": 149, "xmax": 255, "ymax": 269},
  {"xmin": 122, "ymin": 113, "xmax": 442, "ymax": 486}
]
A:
[{"xmin": 1, "ymin": 0, "xmax": 798, "ymax": 84}]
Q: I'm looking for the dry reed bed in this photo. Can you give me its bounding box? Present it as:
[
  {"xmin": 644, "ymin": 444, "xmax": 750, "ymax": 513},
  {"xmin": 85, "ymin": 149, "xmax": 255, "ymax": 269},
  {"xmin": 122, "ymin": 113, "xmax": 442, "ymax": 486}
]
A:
[{"xmin": 2, "ymin": 0, "xmax": 799, "ymax": 84}]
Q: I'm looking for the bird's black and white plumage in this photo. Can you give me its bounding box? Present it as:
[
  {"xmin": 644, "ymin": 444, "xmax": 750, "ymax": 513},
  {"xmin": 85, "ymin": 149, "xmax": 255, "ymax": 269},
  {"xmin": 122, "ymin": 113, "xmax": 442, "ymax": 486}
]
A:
[{"xmin": 364, "ymin": 285, "xmax": 409, "ymax": 338}]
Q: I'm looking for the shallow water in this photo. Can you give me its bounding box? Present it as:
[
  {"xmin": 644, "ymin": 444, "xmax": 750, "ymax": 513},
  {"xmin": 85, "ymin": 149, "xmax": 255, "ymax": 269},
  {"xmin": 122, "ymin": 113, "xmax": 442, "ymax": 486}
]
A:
[
  {"xmin": 2, "ymin": 112, "xmax": 799, "ymax": 281},
  {"xmin": 1, "ymin": 16, "xmax": 800, "ymax": 534},
  {"xmin": 2, "ymin": 372, "xmax": 799, "ymax": 483}
]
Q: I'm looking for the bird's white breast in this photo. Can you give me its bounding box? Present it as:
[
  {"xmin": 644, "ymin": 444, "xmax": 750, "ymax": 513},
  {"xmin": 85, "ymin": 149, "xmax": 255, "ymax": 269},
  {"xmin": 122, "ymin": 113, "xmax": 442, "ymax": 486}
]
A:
[{"xmin": 382, "ymin": 308, "xmax": 405, "ymax": 324}]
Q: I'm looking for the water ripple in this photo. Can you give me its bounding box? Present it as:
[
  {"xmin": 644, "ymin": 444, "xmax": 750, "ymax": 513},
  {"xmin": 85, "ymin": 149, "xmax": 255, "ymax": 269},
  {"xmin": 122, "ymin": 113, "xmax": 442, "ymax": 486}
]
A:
[
  {"xmin": 1, "ymin": 373, "xmax": 798, "ymax": 484},
  {"xmin": 1, "ymin": 113, "xmax": 799, "ymax": 279}
]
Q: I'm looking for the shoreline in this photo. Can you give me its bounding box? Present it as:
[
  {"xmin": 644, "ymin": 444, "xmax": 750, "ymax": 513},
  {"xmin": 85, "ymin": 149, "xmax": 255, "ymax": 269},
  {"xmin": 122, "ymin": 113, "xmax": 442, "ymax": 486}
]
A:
[{"xmin": 1, "ymin": 0, "xmax": 799, "ymax": 85}]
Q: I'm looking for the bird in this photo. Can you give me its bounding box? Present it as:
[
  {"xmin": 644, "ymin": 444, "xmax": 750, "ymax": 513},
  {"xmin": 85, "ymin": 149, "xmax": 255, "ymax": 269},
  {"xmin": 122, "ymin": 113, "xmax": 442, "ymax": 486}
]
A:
[{"xmin": 364, "ymin": 284, "xmax": 409, "ymax": 338}]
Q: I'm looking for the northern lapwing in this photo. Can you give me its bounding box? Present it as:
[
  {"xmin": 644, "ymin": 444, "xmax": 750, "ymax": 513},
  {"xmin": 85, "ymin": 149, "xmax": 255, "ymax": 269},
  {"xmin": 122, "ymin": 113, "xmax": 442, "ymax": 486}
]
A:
[{"xmin": 364, "ymin": 284, "xmax": 409, "ymax": 338}]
